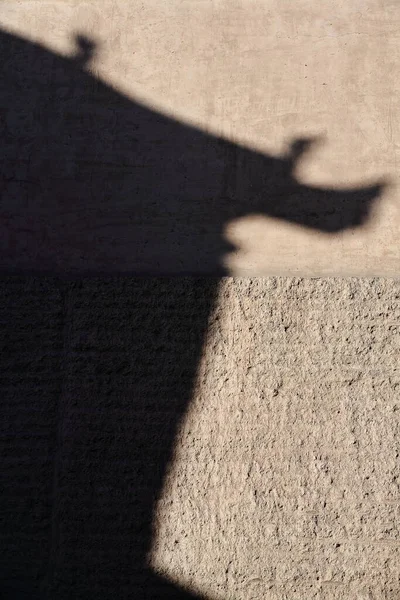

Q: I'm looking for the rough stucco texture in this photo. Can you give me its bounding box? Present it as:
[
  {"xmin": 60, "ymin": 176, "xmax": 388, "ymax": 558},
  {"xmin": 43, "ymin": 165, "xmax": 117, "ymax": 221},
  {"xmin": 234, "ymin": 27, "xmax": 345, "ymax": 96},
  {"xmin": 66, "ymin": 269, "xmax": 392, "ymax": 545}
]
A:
[{"xmin": 1, "ymin": 277, "xmax": 399, "ymax": 599}]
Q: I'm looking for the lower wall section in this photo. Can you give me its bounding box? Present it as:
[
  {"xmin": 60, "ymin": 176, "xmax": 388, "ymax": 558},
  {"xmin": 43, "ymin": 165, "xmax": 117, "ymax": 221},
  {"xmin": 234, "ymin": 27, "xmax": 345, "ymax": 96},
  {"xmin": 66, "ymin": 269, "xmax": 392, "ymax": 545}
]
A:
[{"xmin": 1, "ymin": 278, "xmax": 399, "ymax": 599}]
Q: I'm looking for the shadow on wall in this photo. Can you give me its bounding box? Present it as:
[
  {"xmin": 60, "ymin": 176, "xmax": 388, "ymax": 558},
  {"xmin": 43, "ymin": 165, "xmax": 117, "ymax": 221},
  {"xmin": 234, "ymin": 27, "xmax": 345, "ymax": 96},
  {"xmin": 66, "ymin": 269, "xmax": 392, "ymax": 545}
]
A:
[
  {"xmin": 0, "ymin": 30, "xmax": 384, "ymax": 599},
  {"xmin": 1, "ymin": 33, "xmax": 385, "ymax": 275}
]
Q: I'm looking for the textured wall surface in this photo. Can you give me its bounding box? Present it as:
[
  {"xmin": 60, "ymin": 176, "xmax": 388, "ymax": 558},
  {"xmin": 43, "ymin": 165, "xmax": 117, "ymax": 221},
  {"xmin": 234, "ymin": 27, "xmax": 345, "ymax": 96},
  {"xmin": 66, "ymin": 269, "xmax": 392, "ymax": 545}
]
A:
[
  {"xmin": 1, "ymin": 1, "xmax": 400, "ymax": 597},
  {"xmin": 1, "ymin": 277, "xmax": 399, "ymax": 599}
]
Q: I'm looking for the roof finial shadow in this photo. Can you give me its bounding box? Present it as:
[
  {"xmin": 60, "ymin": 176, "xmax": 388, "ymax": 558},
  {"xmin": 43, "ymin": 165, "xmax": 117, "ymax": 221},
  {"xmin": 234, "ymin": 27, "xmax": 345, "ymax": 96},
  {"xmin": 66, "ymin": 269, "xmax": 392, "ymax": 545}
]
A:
[{"xmin": 73, "ymin": 34, "xmax": 97, "ymax": 68}]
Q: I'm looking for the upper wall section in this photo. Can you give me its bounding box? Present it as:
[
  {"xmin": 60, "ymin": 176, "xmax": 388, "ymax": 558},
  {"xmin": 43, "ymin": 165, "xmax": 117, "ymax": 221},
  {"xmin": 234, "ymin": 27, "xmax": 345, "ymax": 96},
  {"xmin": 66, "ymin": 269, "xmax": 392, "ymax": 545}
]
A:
[{"xmin": 0, "ymin": 0, "xmax": 399, "ymax": 275}]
